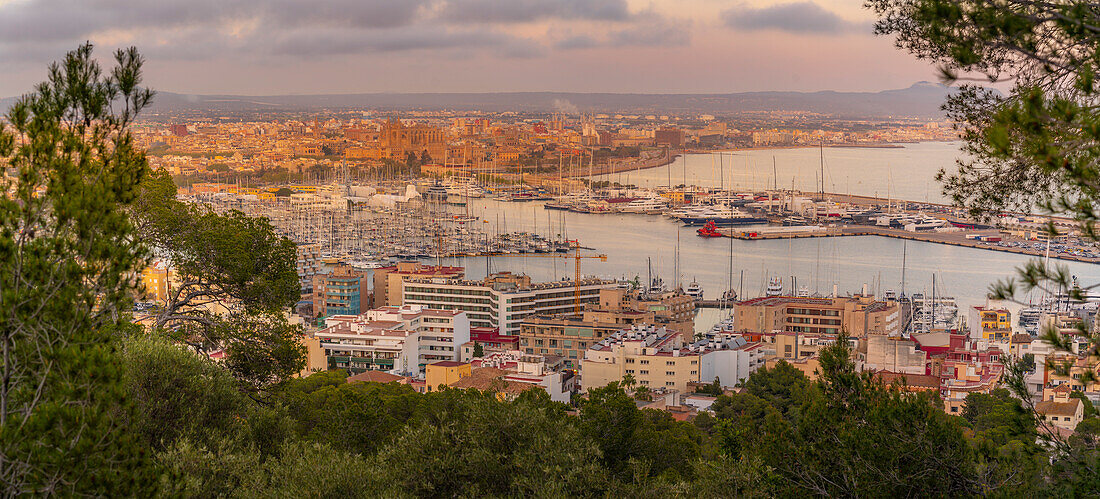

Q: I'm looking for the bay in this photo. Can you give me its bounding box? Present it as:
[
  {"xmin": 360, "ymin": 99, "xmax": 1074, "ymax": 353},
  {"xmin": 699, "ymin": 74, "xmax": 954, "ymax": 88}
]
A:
[
  {"xmin": 425, "ymin": 142, "xmax": 1097, "ymax": 331},
  {"xmin": 591, "ymin": 141, "xmax": 966, "ymax": 203}
]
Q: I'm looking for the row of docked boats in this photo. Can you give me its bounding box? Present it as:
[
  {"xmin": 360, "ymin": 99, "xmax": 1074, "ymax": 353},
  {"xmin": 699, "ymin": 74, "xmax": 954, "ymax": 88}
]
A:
[{"xmin": 544, "ymin": 191, "xmax": 771, "ymax": 227}]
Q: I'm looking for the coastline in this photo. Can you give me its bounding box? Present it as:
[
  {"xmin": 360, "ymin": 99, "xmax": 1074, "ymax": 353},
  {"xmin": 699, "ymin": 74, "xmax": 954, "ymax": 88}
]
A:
[{"xmin": 572, "ymin": 140, "xmax": 956, "ymax": 179}]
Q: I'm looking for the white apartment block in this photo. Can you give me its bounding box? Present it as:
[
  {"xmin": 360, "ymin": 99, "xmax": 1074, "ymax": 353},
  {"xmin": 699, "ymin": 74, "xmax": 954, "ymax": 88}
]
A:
[
  {"xmin": 315, "ymin": 304, "xmax": 469, "ymax": 376},
  {"xmin": 402, "ymin": 276, "xmax": 617, "ymax": 335}
]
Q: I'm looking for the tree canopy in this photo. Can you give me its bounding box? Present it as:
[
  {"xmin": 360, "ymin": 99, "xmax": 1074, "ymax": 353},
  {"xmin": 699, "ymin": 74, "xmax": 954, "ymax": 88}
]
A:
[{"xmin": 0, "ymin": 42, "xmax": 157, "ymax": 495}]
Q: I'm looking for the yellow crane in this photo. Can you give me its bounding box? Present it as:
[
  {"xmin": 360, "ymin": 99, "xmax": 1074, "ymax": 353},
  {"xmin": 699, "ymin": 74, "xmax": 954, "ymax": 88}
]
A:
[{"xmin": 467, "ymin": 240, "xmax": 607, "ymax": 314}]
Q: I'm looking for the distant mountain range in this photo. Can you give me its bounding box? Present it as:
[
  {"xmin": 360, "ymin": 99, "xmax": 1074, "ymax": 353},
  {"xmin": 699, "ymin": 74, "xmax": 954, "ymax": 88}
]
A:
[{"xmin": 0, "ymin": 82, "xmax": 956, "ymax": 119}]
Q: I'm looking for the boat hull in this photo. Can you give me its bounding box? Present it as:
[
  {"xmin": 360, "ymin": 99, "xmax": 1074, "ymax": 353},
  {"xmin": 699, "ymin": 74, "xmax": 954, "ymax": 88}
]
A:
[{"xmin": 681, "ymin": 217, "xmax": 768, "ymax": 226}]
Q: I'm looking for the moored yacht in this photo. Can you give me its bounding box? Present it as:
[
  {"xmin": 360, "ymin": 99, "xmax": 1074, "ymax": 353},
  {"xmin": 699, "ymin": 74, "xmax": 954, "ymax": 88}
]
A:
[
  {"xmin": 686, "ymin": 279, "xmax": 704, "ymax": 301},
  {"xmin": 622, "ymin": 197, "xmax": 669, "ymax": 214}
]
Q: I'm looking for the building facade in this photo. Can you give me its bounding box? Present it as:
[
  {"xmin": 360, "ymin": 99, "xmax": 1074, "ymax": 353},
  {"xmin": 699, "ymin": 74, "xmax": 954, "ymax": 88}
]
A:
[
  {"xmin": 312, "ymin": 265, "xmax": 370, "ymax": 317},
  {"xmin": 734, "ymin": 295, "xmax": 899, "ymax": 337},
  {"xmin": 312, "ymin": 305, "xmax": 470, "ymax": 376},
  {"xmin": 372, "ymin": 261, "xmax": 464, "ymax": 308},
  {"xmin": 402, "ymin": 272, "xmax": 617, "ymax": 335}
]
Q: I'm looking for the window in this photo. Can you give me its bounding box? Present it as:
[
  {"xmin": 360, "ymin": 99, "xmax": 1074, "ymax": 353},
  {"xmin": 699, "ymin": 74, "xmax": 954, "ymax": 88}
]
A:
[
  {"xmin": 640, "ymin": 370, "xmax": 649, "ymax": 375},
  {"xmin": 626, "ymin": 369, "xmax": 635, "ymax": 374},
  {"xmin": 625, "ymin": 358, "xmax": 635, "ymax": 364},
  {"xmin": 665, "ymin": 382, "xmax": 675, "ymax": 386},
  {"xmin": 666, "ymin": 371, "xmax": 675, "ymax": 376},
  {"xmin": 666, "ymin": 361, "xmax": 675, "ymax": 366},
  {"xmin": 950, "ymin": 406, "xmax": 959, "ymax": 413},
  {"xmin": 640, "ymin": 360, "xmax": 650, "ymax": 365},
  {"xmin": 690, "ymin": 360, "xmax": 697, "ymax": 365},
  {"xmin": 690, "ymin": 371, "xmax": 697, "ymax": 375}
]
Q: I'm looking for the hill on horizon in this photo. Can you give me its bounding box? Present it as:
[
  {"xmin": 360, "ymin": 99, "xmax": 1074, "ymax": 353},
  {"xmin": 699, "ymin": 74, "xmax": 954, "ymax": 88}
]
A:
[{"xmin": 0, "ymin": 82, "xmax": 957, "ymax": 119}]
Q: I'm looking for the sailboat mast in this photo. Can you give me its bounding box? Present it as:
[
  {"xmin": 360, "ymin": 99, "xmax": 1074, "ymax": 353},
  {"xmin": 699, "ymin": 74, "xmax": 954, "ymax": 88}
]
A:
[{"xmin": 819, "ymin": 141, "xmax": 825, "ymax": 199}]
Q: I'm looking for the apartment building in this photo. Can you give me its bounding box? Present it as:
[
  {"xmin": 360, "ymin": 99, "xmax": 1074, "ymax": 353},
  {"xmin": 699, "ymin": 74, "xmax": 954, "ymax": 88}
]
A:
[
  {"xmin": 139, "ymin": 260, "xmax": 172, "ymax": 304},
  {"xmin": 734, "ymin": 295, "xmax": 899, "ymax": 337},
  {"xmin": 312, "ymin": 304, "xmax": 470, "ymax": 376},
  {"xmin": 402, "ymin": 272, "xmax": 617, "ymax": 334},
  {"xmin": 580, "ymin": 325, "xmax": 695, "ymax": 393},
  {"xmin": 862, "ymin": 334, "xmax": 927, "ymax": 375},
  {"xmin": 372, "ymin": 261, "xmax": 464, "ymax": 308},
  {"xmin": 519, "ymin": 316, "xmax": 627, "ymax": 368},
  {"xmin": 589, "ymin": 286, "xmax": 696, "ymax": 336},
  {"xmin": 296, "ymin": 243, "xmax": 324, "ymax": 300},
  {"xmin": 968, "ymin": 305, "xmax": 1012, "ymax": 341},
  {"xmin": 311, "ymin": 265, "xmax": 370, "ymax": 317}
]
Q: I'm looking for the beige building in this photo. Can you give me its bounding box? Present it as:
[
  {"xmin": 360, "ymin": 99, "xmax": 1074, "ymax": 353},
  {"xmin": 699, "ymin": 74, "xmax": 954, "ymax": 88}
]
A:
[
  {"xmin": 591, "ymin": 287, "xmax": 695, "ymax": 336},
  {"xmin": 1036, "ymin": 398, "xmax": 1084, "ymax": 431},
  {"xmin": 519, "ymin": 316, "xmax": 626, "ymax": 368},
  {"xmin": 372, "ymin": 261, "xmax": 464, "ymax": 308},
  {"xmin": 862, "ymin": 335, "xmax": 927, "ymax": 375},
  {"xmin": 403, "ymin": 273, "xmax": 617, "ymax": 334},
  {"xmin": 734, "ymin": 295, "xmax": 899, "ymax": 337},
  {"xmin": 580, "ymin": 325, "xmax": 698, "ymax": 393}
]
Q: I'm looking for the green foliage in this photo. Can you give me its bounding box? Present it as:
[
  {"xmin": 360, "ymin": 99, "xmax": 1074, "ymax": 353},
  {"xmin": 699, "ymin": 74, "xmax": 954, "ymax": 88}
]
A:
[
  {"xmin": 742, "ymin": 360, "xmax": 811, "ymax": 419},
  {"xmin": 472, "ymin": 341, "xmax": 484, "ymax": 358},
  {"xmin": 0, "ymin": 43, "xmax": 158, "ymax": 495},
  {"xmin": 122, "ymin": 334, "xmax": 251, "ymax": 451},
  {"xmin": 372, "ymin": 389, "xmax": 604, "ymax": 497},
  {"xmin": 580, "ymin": 382, "xmax": 703, "ymax": 481},
  {"xmin": 159, "ymin": 439, "xmax": 374, "ymax": 498},
  {"xmin": 132, "ymin": 168, "xmax": 304, "ymax": 389},
  {"xmin": 215, "ymin": 312, "xmax": 306, "ymax": 392},
  {"xmin": 714, "ymin": 336, "xmax": 979, "ymax": 496},
  {"xmin": 869, "ymin": 0, "xmax": 1100, "ymax": 300},
  {"xmin": 869, "ymin": 2, "xmax": 1100, "ymax": 492},
  {"xmin": 273, "ymin": 371, "xmax": 410, "ymax": 455},
  {"xmin": 695, "ymin": 377, "xmax": 723, "ymax": 396}
]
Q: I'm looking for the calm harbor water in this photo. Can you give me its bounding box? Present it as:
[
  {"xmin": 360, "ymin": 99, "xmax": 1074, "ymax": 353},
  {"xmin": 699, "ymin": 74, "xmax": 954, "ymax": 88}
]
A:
[
  {"xmin": 592, "ymin": 141, "xmax": 967, "ymax": 203},
  {"xmin": 427, "ymin": 142, "xmax": 1097, "ymax": 331},
  {"xmin": 441, "ymin": 200, "xmax": 1099, "ymax": 325}
]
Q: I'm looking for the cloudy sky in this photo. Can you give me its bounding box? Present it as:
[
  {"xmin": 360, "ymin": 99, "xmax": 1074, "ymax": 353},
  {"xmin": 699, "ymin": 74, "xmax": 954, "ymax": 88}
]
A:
[{"xmin": 0, "ymin": 0, "xmax": 937, "ymax": 96}]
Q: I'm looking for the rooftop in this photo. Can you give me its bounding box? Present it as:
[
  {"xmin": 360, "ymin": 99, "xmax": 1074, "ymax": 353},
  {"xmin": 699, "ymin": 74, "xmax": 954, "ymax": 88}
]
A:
[
  {"xmin": 347, "ymin": 371, "xmax": 409, "ymax": 384},
  {"xmin": 1036, "ymin": 399, "xmax": 1083, "ymax": 417},
  {"xmin": 429, "ymin": 361, "xmax": 466, "ymax": 368}
]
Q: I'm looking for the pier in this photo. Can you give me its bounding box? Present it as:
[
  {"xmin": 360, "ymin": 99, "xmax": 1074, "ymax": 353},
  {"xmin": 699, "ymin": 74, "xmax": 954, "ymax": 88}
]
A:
[{"xmin": 717, "ymin": 225, "xmax": 1100, "ymax": 264}]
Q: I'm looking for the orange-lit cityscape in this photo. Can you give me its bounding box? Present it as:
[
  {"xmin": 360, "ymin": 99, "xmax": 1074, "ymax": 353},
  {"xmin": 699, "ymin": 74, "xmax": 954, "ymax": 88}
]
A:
[{"xmin": 4, "ymin": 0, "xmax": 1100, "ymax": 495}]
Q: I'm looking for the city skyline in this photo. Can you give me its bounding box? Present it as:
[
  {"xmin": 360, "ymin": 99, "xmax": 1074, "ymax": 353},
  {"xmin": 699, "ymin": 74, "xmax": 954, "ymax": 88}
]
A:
[{"xmin": 0, "ymin": 0, "xmax": 939, "ymax": 96}]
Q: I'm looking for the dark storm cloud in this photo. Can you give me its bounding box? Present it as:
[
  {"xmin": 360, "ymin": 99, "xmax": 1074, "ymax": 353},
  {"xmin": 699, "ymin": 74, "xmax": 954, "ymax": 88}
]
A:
[
  {"xmin": 721, "ymin": 2, "xmax": 862, "ymax": 34},
  {"xmin": 0, "ymin": 0, "xmax": 430, "ymax": 44},
  {"xmin": 0, "ymin": 0, "xmax": 684, "ymax": 67},
  {"xmin": 437, "ymin": 0, "xmax": 631, "ymax": 24}
]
